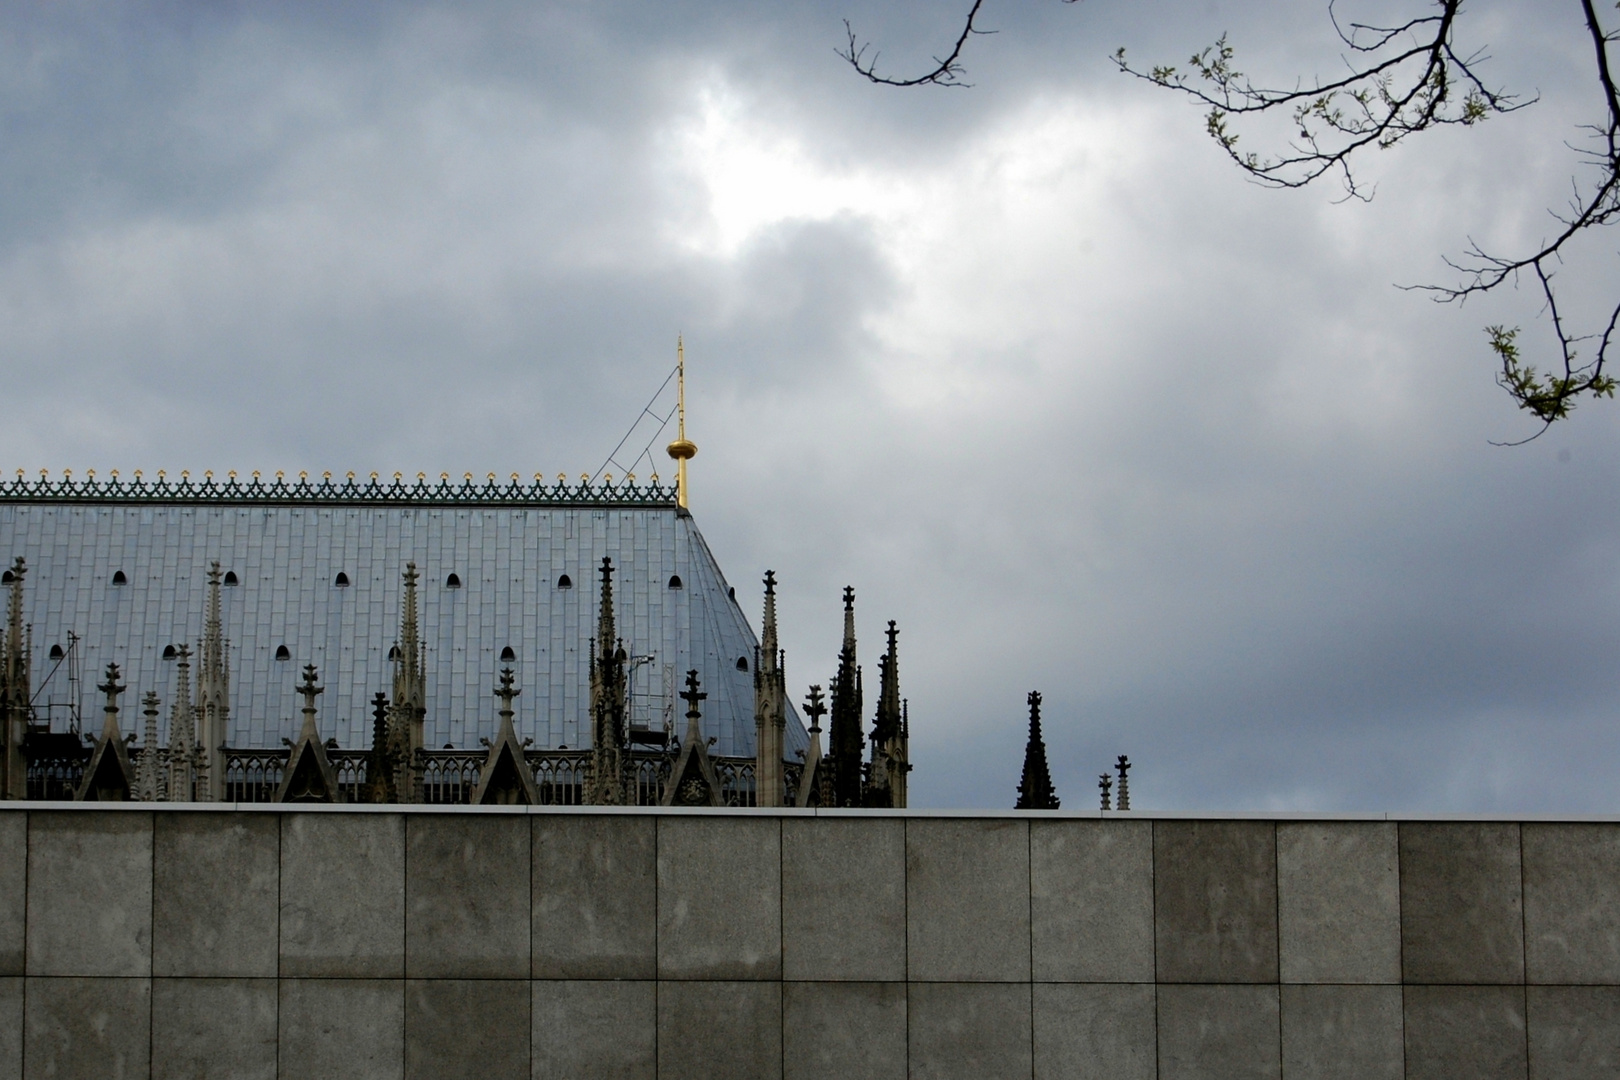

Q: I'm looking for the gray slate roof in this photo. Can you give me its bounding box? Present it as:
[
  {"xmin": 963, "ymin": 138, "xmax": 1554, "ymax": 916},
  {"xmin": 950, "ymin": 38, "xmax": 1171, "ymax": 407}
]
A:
[{"xmin": 0, "ymin": 490, "xmax": 807, "ymax": 757}]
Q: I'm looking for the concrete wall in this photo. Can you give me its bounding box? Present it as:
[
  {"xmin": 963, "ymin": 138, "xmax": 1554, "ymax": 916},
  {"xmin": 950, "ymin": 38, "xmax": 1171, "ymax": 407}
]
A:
[{"xmin": 0, "ymin": 808, "xmax": 1615, "ymax": 1079}]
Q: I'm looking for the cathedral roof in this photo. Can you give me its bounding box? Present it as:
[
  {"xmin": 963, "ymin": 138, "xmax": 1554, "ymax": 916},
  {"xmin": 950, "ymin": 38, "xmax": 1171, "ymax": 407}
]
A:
[{"xmin": 0, "ymin": 470, "xmax": 807, "ymax": 757}]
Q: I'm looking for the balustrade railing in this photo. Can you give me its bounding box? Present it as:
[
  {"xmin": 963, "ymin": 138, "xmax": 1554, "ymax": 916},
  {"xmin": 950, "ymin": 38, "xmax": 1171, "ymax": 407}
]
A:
[{"xmin": 23, "ymin": 744, "xmax": 795, "ymax": 805}]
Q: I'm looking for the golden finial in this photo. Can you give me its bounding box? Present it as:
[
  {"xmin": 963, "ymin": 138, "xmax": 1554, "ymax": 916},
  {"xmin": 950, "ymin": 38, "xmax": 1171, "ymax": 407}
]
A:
[{"xmin": 665, "ymin": 335, "xmax": 697, "ymax": 509}]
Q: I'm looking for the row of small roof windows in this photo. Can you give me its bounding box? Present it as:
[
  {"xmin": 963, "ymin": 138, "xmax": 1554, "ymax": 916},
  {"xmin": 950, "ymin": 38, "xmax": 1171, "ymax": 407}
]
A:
[
  {"xmin": 50, "ymin": 639, "xmax": 753, "ymax": 672},
  {"xmin": 263, "ymin": 644, "xmax": 751, "ymax": 670},
  {"xmin": 97, "ymin": 570, "xmax": 687, "ymax": 590}
]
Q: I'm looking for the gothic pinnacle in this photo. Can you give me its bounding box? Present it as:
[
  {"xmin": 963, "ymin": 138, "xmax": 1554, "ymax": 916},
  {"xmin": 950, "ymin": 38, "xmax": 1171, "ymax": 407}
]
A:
[{"xmin": 1015, "ymin": 690, "xmax": 1059, "ymax": 811}]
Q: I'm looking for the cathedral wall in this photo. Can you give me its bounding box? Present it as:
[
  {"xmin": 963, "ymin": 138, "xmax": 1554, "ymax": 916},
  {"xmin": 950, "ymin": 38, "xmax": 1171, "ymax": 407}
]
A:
[{"xmin": 0, "ymin": 807, "xmax": 1613, "ymax": 1078}]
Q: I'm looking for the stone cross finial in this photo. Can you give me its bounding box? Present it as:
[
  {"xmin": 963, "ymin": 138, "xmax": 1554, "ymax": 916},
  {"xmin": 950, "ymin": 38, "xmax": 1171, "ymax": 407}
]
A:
[
  {"xmin": 802, "ymin": 685, "xmax": 827, "ymax": 733},
  {"xmin": 1098, "ymin": 773, "xmax": 1113, "ymax": 811},
  {"xmin": 99, "ymin": 663, "xmax": 126, "ymax": 719},
  {"xmin": 842, "ymin": 586, "xmax": 855, "ymax": 612},
  {"xmin": 764, "ymin": 569, "xmax": 776, "ymax": 595},
  {"xmin": 298, "ymin": 664, "xmax": 323, "ymax": 729},
  {"xmin": 1115, "ymin": 755, "xmax": 1131, "ymax": 811},
  {"xmin": 680, "ymin": 669, "xmax": 707, "ymax": 717},
  {"xmin": 494, "ymin": 666, "xmax": 521, "ymax": 722}
]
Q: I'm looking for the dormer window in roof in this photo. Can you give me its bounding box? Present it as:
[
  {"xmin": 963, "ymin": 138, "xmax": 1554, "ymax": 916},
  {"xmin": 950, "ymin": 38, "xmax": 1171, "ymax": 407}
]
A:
[
  {"xmin": 388, "ymin": 645, "xmax": 401, "ymax": 661},
  {"xmin": 223, "ymin": 571, "xmax": 239, "ymax": 586},
  {"xmin": 111, "ymin": 570, "xmax": 127, "ymax": 586},
  {"xmin": 728, "ymin": 586, "xmax": 736, "ymax": 600},
  {"xmin": 557, "ymin": 574, "xmax": 572, "ymax": 589},
  {"xmin": 445, "ymin": 573, "xmax": 461, "ymax": 589},
  {"xmin": 275, "ymin": 645, "xmax": 290, "ymax": 661},
  {"xmin": 334, "ymin": 572, "xmax": 350, "ymax": 587},
  {"xmin": 500, "ymin": 646, "xmax": 516, "ymax": 662},
  {"xmin": 162, "ymin": 645, "xmax": 177, "ymax": 661},
  {"xmin": 736, "ymin": 656, "xmax": 748, "ymax": 672},
  {"xmin": 48, "ymin": 644, "xmax": 64, "ymax": 661},
  {"xmin": 0, "ymin": 571, "xmax": 11, "ymax": 585},
  {"xmin": 668, "ymin": 575, "xmax": 683, "ymax": 589}
]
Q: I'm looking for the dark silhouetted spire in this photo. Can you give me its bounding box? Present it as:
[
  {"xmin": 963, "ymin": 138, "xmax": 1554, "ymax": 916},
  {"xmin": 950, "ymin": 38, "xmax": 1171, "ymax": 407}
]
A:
[
  {"xmin": 754, "ymin": 571, "xmax": 787, "ymax": 807},
  {"xmin": 828, "ymin": 586, "xmax": 865, "ymax": 808},
  {"xmin": 0, "ymin": 557, "xmax": 29, "ymax": 798},
  {"xmin": 1015, "ymin": 690, "xmax": 1060, "ymax": 810},
  {"xmin": 1098, "ymin": 773, "xmax": 1113, "ymax": 811},
  {"xmin": 365, "ymin": 691, "xmax": 395, "ymax": 802},
  {"xmin": 587, "ymin": 556, "xmax": 629, "ymax": 804},
  {"xmin": 1116, "ymin": 755, "xmax": 1131, "ymax": 811},
  {"xmin": 866, "ymin": 619, "xmax": 909, "ymax": 807}
]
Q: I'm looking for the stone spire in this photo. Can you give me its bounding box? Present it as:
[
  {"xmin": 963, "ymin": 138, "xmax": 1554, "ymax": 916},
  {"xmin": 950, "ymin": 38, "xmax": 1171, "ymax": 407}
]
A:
[
  {"xmin": 585, "ymin": 557, "xmax": 629, "ymax": 805},
  {"xmin": 795, "ymin": 684, "xmax": 827, "ymax": 808},
  {"xmin": 1115, "ymin": 755, "xmax": 1131, "ymax": 812},
  {"xmin": 473, "ymin": 667, "xmax": 539, "ymax": 805},
  {"xmin": 363, "ymin": 692, "xmax": 395, "ymax": 802},
  {"xmin": 77, "ymin": 662, "xmax": 135, "ymax": 801},
  {"xmin": 276, "ymin": 663, "xmax": 339, "ymax": 803},
  {"xmin": 390, "ymin": 562, "xmax": 427, "ymax": 801},
  {"xmin": 195, "ymin": 562, "xmax": 230, "ymax": 801},
  {"xmin": 1015, "ymin": 691, "xmax": 1060, "ymax": 810},
  {"xmin": 1098, "ymin": 773, "xmax": 1113, "ymax": 811},
  {"xmin": 0, "ymin": 558, "xmax": 30, "ymax": 799},
  {"xmin": 134, "ymin": 691, "xmax": 163, "ymax": 801},
  {"xmin": 167, "ymin": 645, "xmax": 195, "ymax": 802},
  {"xmin": 661, "ymin": 669, "xmax": 722, "ymax": 806},
  {"xmin": 753, "ymin": 571, "xmax": 787, "ymax": 807},
  {"xmin": 827, "ymin": 587, "xmax": 865, "ymax": 808},
  {"xmin": 865, "ymin": 620, "xmax": 908, "ymax": 808}
]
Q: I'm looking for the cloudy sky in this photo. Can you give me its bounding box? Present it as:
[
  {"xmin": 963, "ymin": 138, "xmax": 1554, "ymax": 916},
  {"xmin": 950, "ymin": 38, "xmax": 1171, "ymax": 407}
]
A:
[{"xmin": 3, "ymin": 0, "xmax": 1617, "ymax": 811}]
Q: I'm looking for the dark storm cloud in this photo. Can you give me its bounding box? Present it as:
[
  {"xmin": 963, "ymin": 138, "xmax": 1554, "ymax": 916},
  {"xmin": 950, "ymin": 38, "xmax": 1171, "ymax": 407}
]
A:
[{"xmin": 1, "ymin": 0, "xmax": 1616, "ymax": 811}]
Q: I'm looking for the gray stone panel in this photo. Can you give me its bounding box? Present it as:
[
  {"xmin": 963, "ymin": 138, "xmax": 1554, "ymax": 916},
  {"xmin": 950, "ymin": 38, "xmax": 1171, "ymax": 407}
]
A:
[
  {"xmin": 1277, "ymin": 822, "xmax": 1400, "ymax": 984},
  {"xmin": 26, "ymin": 811, "xmax": 152, "ymax": 977},
  {"xmin": 1523, "ymin": 824, "xmax": 1620, "ymax": 984},
  {"xmin": 1401, "ymin": 822, "xmax": 1525, "ymax": 984},
  {"xmin": 406, "ymin": 815, "xmax": 528, "ymax": 979},
  {"xmin": 1527, "ymin": 986, "xmax": 1620, "ymax": 1080},
  {"xmin": 0, "ymin": 979, "xmax": 19, "ymax": 1080},
  {"xmin": 1404, "ymin": 985, "xmax": 1527, "ymax": 1080},
  {"xmin": 1157, "ymin": 984, "xmax": 1280, "ymax": 1080},
  {"xmin": 1030, "ymin": 820, "xmax": 1153, "ymax": 983},
  {"xmin": 24, "ymin": 976, "xmax": 151, "ymax": 1080},
  {"xmin": 280, "ymin": 813, "xmax": 405, "ymax": 978},
  {"xmin": 532, "ymin": 815, "xmax": 656, "ymax": 980},
  {"xmin": 657, "ymin": 981, "xmax": 782, "ymax": 1080},
  {"xmin": 532, "ymin": 980, "xmax": 655, "ymax": 1080},
  {"xmin": 1154, "ymin": 821, "xmax": 1278, "ymax": 984},
  {"xmin": 0, "ymin": 816, "xmax": 25, "ymax": 977},
  {"xmin": 908, "ymin": 983, "xmax": 1032, "ymax": 1080},
  {"xmin": 1279, "ymin": 984, "xmax": 1403, "ymax": 1080},
  {"xmin": 782, "ymin": 818, "xmax": 905, "ymax": 982},
  {"xmin": 278, "ymin": 979, "xmax": 404, "ymax": 1080},
  {"xmin": 907, "ymin": 819, "xmax": 1030, "ymax": 982},
  {"xmin": 783, "ymin": 982, "xmax": 907, "ymax": 1080},
  {"xmin": 405, "ymin": 980, "xmax": 528, "ymax": 1080},
  {"xmin": 1032, "ymin": 983, "xmax": 1155, "ymax": 1080},
  {"xmin": 152, "ymin": 978, "xmax": 277, "ymax": 1080},
  {"xmin": 154, "ymin": 813, "xmax": 279, "ymax": 978},
  {"xmin": 657, "ymin": 817, "xmax": 780, "ymax": 980}
]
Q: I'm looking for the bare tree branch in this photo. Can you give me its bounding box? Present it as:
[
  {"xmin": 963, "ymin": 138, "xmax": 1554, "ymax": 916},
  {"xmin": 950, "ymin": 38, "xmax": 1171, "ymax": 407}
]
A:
[{"xmin": 839, "ymin": 0, "xmax": 992, "ymax": 88}]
